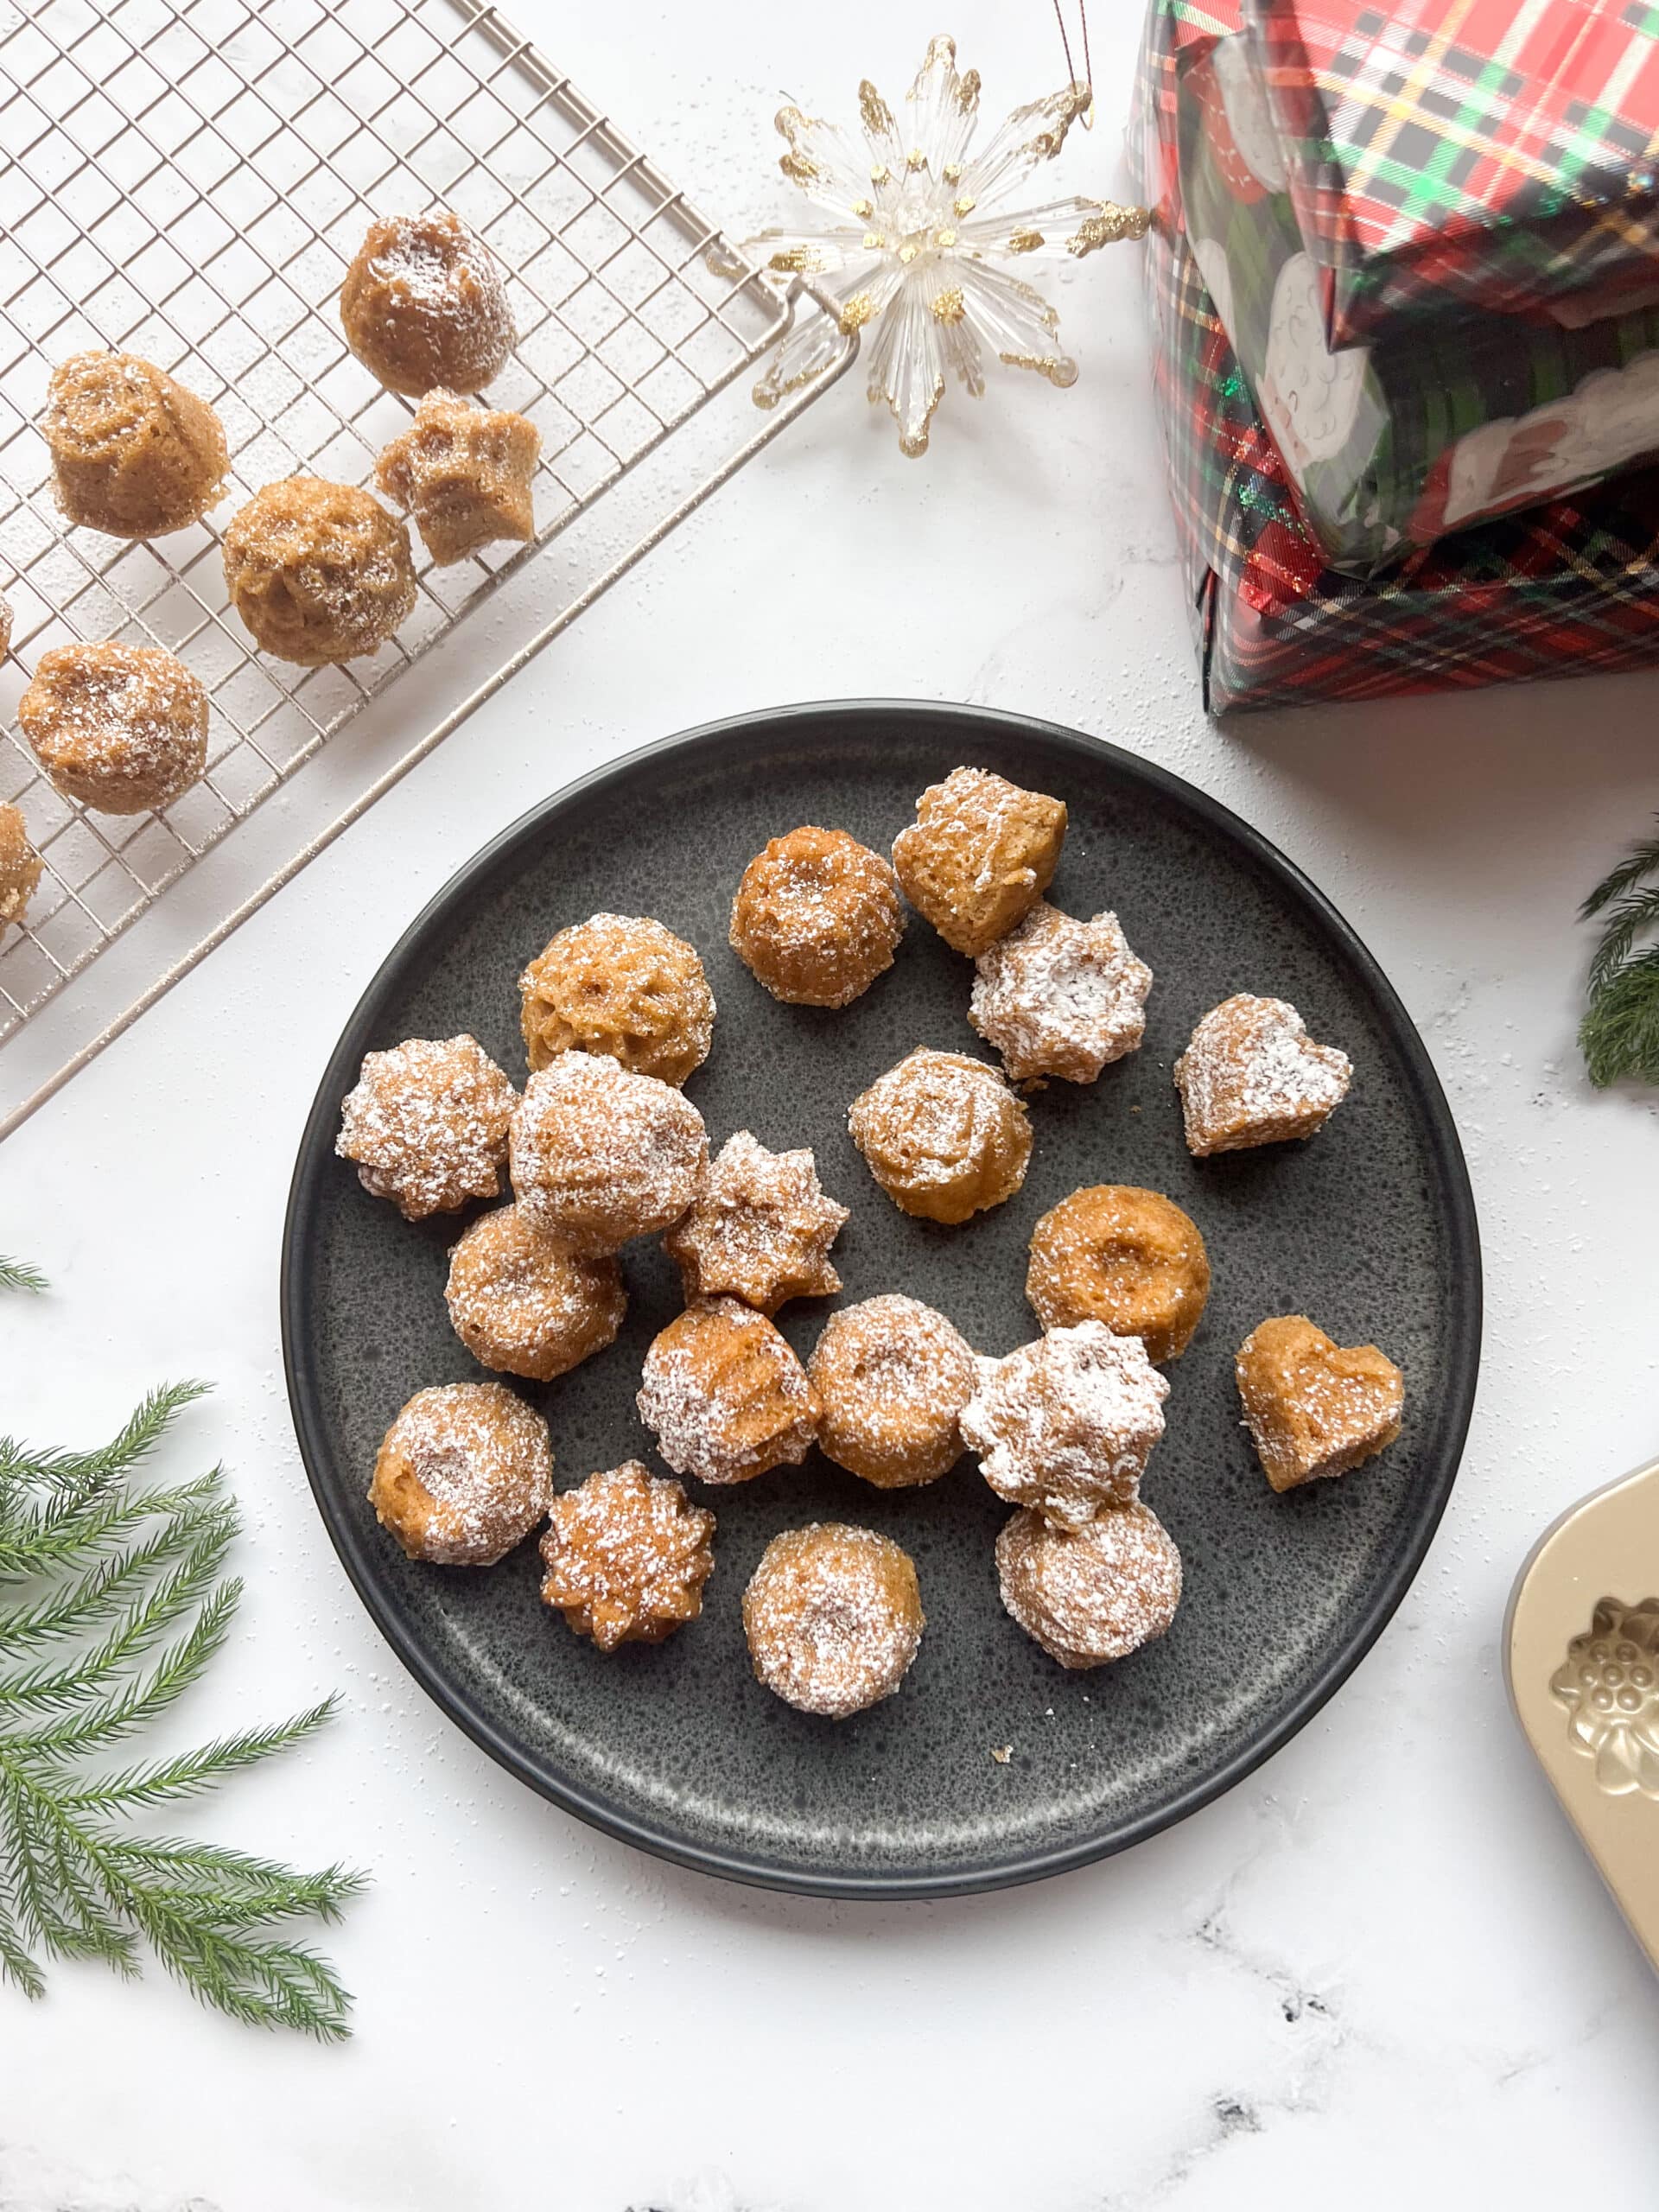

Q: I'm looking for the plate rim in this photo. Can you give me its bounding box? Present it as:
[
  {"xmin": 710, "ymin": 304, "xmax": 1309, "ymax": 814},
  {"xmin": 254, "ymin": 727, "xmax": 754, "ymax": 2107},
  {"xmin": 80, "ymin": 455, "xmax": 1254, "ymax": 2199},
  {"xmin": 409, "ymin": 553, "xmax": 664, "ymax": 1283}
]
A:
[{"xmin": 279, "ymin": 698, "xmax": 1483, "ymax": 1900}]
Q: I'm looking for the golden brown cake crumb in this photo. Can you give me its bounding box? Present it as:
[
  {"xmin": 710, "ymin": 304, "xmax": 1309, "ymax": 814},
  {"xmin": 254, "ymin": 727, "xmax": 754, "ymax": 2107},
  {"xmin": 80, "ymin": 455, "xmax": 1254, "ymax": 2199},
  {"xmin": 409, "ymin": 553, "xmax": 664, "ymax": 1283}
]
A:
[
  {"xmin": 996, "ymin": 1503, "xmax": 1182, "ymax": 1669},
  {"xmin": 742, "ymin": 1522, "xmax": 924, "ymax": 1719},
  {"xmin": 509, "ymin": 1050, "xmax": 706, "ymax": 1254},
  {"xmin": 337, "ymin": 1034, "xmax": 516, "ymax": 1220},
  {"xmin": 636, "ymin": 1298, "xmax": 819, "ymax": 1485},
  {"xmin": 444, "ymin": 1201, "xmax": 625, "ymax": 1381},
  {"xmin": 370, "ymin": 1381, "xmax": 552, "ymax": 1567},
  {"xmin": 375, "ymin": 388, "xmax": 539, "ymax": 564},
  {"xmin": 540, "ymin": 1461, "xmax": 715, "ymax": 1651},
  {"xmin": 808, "ymin": 1294, "xmax": 977, "ymax": 1488},
  {"xmin": 664, "ymin": 1130, "xmax": 848, "ymax": 1313},
  {"xmin": 19, "ymin": 642, "xmax": 207, "ymax": 815},
  {"xmin": 891, "ymin": 765, "xmax": 1066, "ymax": 957},
  {"xmin": 961, "ymin": 1321, "xmax": 1169, "ymax": 1528},
  {"xmin": 1027, "ymin": 1185, "xmax": 1211, "ymax": 1363},
  {"xmin": 729, "ymin": 825, "xmax": 904, "ymax": 1007},
  {"xmin": 969, "ymin": 900, "xmax": 1152, "ymax": 1082},
  {"xmin": 0, "ymin": 804, "xmax": 44, "ymax": 931},
  {"xmin": 1236, "ymin": 1314, "xmax": 1403, "ymax": 1492},
  {"xmin": 1175, "ymin": 994, "xmax": 1351, "ymax": 1156},
  {"xmin": 518, "ymin": 912, "xmax": 714, "ymax": 1086},
  {"xmin": 848, "ymin": 1046, "xmax": 1031, "ymax": 1224},
  {"xmin": 41, "ymin": 352, "xmax": 227, "ymax": 537},
  {"xmin": 340, "ymin": 210, "xmax": 514, "ymax": 396},
  {"xmin": 222, "ymin": 477, "xmax": 416, "ymax": 665}
]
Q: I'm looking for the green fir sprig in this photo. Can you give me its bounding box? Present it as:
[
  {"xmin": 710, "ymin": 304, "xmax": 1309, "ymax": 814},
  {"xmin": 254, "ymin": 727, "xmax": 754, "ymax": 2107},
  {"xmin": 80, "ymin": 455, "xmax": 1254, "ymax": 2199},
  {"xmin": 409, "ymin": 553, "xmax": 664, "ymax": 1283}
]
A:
[
  {"xmin": 0, "ymin": 1382, "xmax": 364, "ymax": 2037},
  {"xmin": 1580, "ymin": 818, "xmax": 1659, "ymax": 1088},
  {"xmin": 0, "ymin": 1256, "xmax": 47, "ymax": 1294}
]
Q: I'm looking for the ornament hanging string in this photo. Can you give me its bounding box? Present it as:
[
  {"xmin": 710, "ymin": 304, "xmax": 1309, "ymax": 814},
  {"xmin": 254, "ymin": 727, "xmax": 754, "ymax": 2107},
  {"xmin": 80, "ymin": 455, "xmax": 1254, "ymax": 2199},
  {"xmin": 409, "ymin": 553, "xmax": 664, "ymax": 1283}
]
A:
[{"xmin": 1051, "ymin": 0, "xmax": 1096, "ymax": 124}]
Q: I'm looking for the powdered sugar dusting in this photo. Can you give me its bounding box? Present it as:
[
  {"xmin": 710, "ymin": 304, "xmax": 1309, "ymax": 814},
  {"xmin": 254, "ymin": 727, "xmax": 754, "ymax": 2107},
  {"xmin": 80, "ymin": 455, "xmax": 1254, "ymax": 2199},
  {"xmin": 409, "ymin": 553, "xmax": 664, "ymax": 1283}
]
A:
[
  {"xmin": 372, "ymin": 1381, "xmax": 553, "ymax": 1567},
  {"xmin": 996, "ymin": 1502, "xmax": 1182, "ymax": 1667},
  {"xmin": 1175, "ymin": 994, "xmax": 1351, "ymax": 1155},
  {"xmin": 809, "ymin": 1293, "xmax": 977, "ymax": 1486},
  {"xmin": 444, "ymin": 1200, "xmax": 624, "ymax": 1380},
  {"xmin": 962, "ymin": 1321, "xmax": 1169, "ymax": 1527},
  {"xmin": 539, "ymin": 1460, "xmax": 715, "ymax": 1649},
  {"xmin": 635, "ymin": 1297, "xmax": 818, "ymax": 1484},
  {"xmin": 970, "ymin": 901, "xmax": 1153, "ymax": 1083},
  {"xmin": 510, "ymin": 1050, "xmax": 706, "ymax": 1253},
  {"xmin": 337, "ymin": 1033, "xmax": 516, "ymax": 1220},
  {"xmin": 848, "ymin": 1047, "xmax": 1031, "ymax": 1217},
  {"xmin": 741, "ymin": 1522, "xmax": 924, "ymax": 1719},
  {"xmin": 664, "ymin": 1129, "xmax": 848, "ymax": 1312}
]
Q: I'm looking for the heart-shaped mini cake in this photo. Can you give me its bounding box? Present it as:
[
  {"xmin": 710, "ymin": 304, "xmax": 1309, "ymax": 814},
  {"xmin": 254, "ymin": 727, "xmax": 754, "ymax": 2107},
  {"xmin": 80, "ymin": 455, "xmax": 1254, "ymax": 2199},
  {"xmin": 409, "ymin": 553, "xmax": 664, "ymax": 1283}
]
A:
[
  {"xmin": 1236, "ymin": 1315, "xmax": 1403, "ymax": 1492},
  {"xmin": 1175, "ymin": 993, "xmax": 1351, "ymax": 1156}
]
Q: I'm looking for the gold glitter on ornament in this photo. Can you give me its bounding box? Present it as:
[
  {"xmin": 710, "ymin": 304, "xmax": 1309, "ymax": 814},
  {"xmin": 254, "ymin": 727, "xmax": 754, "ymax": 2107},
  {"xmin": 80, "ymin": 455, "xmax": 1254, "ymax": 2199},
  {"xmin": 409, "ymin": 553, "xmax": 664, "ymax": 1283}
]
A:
[{"xmin": 732, "ymin": 34, "xmax": 1148, "ymax": 455}]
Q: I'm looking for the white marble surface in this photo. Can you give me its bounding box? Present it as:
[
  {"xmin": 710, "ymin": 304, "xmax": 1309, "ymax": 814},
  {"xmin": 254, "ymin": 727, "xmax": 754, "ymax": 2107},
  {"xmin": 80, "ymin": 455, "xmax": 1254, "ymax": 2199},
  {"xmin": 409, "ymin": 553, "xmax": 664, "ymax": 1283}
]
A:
[{"xmin": 4, "ymin": 1, "xmax": 1659, "ymax": 2205}]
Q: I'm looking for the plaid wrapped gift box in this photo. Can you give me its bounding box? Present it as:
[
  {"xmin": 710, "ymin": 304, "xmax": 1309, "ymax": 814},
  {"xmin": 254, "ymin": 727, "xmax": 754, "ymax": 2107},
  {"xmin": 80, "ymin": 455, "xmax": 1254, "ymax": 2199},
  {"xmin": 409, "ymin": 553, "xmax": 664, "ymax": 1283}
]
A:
[
  {"xmin": 1135, "ymin": 0, "xmax": 1659, "ymax": 711},
  {"xmin": 1179, "ymin": 29, "xmax": 1659, "ymax": 575},
  {"xmin": 1246, "ymin": 0, "xmax": 1659, "ymax": 348}
]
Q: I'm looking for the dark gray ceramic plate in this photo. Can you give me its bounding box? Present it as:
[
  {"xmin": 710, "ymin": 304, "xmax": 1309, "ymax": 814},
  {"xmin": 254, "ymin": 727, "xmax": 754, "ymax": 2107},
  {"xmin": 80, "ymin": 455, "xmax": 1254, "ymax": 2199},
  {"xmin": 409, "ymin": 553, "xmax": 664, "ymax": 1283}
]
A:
[{"xmin": 282, "ymin": 701, "xmax": 1479, "ymax": 1897}]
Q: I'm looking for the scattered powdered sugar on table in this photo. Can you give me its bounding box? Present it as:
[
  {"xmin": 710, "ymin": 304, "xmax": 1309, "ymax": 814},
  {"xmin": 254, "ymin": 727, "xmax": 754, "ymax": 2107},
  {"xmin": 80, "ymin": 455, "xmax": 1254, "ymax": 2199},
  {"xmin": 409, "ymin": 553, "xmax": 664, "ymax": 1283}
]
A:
[
  {"xmin": 970, "ymin": 901, "xmax": 1153, "ymax": 1082},
  {"xmin": 962, "ymin": 1321, "xmax": 1169, "ymax": 1527}
]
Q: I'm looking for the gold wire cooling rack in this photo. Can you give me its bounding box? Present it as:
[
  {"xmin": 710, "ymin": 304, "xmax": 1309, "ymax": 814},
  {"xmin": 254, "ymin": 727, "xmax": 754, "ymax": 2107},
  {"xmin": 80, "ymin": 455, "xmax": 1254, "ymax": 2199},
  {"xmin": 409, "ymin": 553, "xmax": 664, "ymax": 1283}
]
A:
[{"xmin": 0, "ymin": 0, "xmax": 856, "ymax": 1138}]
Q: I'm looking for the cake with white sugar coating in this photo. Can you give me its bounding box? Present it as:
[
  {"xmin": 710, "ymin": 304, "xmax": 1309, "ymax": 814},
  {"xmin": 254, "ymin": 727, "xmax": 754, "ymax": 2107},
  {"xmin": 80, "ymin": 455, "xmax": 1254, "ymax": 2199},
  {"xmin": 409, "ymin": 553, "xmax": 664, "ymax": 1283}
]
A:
[
  {"xmin": 1174, "ymin": 993, "xmax": 1351, "ymax": 1156},
  {"xmin": 969, "ymin": 900, "xmax": 1153, "ymax": 1083},
  {"xmin": 961, "ymin": 1322, "xmax": 1170, "ymax": 1529}
]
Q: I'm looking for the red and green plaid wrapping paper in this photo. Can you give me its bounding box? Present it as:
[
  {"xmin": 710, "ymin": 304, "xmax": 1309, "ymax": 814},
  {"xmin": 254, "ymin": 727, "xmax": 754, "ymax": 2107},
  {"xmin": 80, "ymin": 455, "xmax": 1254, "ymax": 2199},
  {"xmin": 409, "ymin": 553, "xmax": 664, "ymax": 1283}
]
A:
[
  {"xmin": 1179, "ymin": 30, "xmax": 1659, "ymax": 576},
  {"xmin": 1247, "ymin": 0, "xmax": 1659, "ymax": 347},
  {"xmin": 1135, "ymin": 0, "xmax": 1659, "ymax": 711}
]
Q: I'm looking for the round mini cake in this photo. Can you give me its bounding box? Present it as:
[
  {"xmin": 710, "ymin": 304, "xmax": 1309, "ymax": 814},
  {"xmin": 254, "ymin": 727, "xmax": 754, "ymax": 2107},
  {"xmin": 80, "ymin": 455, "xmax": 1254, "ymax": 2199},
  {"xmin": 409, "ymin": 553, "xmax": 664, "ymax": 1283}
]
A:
[
  {"xmin": 0, "ymin": 804, "xmax": 43, "ymax": 931},
  {"xmin": 808, "ymin": 1294, "xmax": 977, "ymax": 1488},
  {"xmin": 1027, "ymin": 1185, "xmax": 1211, "ymax": 1363},
  {"xmin": 663, "ymin": 1129, "xmax": 848, "ymax": 1313},
  {"xmin": 509, "ymin": 1050, "xmax": 706, "ymax": 1254},
  {"xmin": 848, "ymin": 1046, "xmax": 1032, "ymax": 1224},
  {"xmin": 891, "ymin": 764, "xmax": 1067, "ymax": 957},
  {"xmin": 337, "ymin": 1033, "xmax": 516, "ymax": 1220},
  {"xmin": 444, "ymin": 1201, "xmax": 626, "ymax": 1382},
  {"xmin": 369, "ymin": 1381, "xmax": 553, "ymax": 1567},
  {"xmin": 518, "ymin": 912, "xmax": 714, "ymax": 1086},
  {"xmin": 995, "ymin": 1502, "xmax": 1182, "ymax": 1669},
  {"xmin": 969, "ymin": 900, "xmax": 1153, "ymax": 1084},
  {"xmin": 636, "ymin": 1298, "xmax": 820, "ymax": 1485},
  {"xmin": 18, "ymin": 642, "xmax": 207, "ymax": 815},
  {"xmin": 742, "ymin": 1523, "xmax": 925, "ymax": 1719},
  {"xmin": 222, "ymin": 478, "xmax": 416, "ymax": 665},
  {"xmin": 961, "ymin": 1321, "xmax": 1170, "ymax": 1528},
  {"xmin": 41, "ymin": 351, "xmax": 227, "ymax": 537},
  {"xmin": 340, "ymin": 210, "xmax": 514, "ymax": 396},
  {"xmin": 729, "ymin": 825, "xmax": 904, "ymax": 1007},
  {"xmin": 539, "ymin": 1461, "xmax": 716, "ymax": 1651},
  {"xmin": 374, "ymin": 389, "xmax": 540, "ymax": 565}
]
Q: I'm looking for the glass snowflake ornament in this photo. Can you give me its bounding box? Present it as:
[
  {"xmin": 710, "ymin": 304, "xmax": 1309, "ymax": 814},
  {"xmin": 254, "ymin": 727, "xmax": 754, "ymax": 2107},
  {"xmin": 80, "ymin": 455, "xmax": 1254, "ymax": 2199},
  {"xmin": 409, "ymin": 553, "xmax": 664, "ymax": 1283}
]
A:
[{"xmin": 733, "ymin": 35, "xmax": 1147, "ymax": 456}]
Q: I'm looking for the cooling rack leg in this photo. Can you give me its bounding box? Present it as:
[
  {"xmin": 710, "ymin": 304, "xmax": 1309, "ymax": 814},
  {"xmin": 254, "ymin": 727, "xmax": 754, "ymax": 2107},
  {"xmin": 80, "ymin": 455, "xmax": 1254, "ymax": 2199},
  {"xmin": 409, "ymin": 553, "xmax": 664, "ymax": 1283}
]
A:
[{"xmin": 0, "ymin": 284, "xmax": 860, "ymax": 1145}]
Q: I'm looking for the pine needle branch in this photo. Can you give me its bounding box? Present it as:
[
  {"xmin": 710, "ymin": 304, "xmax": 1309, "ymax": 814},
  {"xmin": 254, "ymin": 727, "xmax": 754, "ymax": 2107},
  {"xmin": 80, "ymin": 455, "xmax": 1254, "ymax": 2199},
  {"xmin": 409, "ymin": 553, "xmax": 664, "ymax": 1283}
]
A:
[
  {"xmin": 0, "ymin": 1389, "xmax": 363, "ymax": 2037},
  {"xmin": 1580, "ymin": 823, "xmax": 1659, "ymax": 1087},
  {"xmin": 0, "ymin": 1257, "xmax": 47, "ymax": 1294}
]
